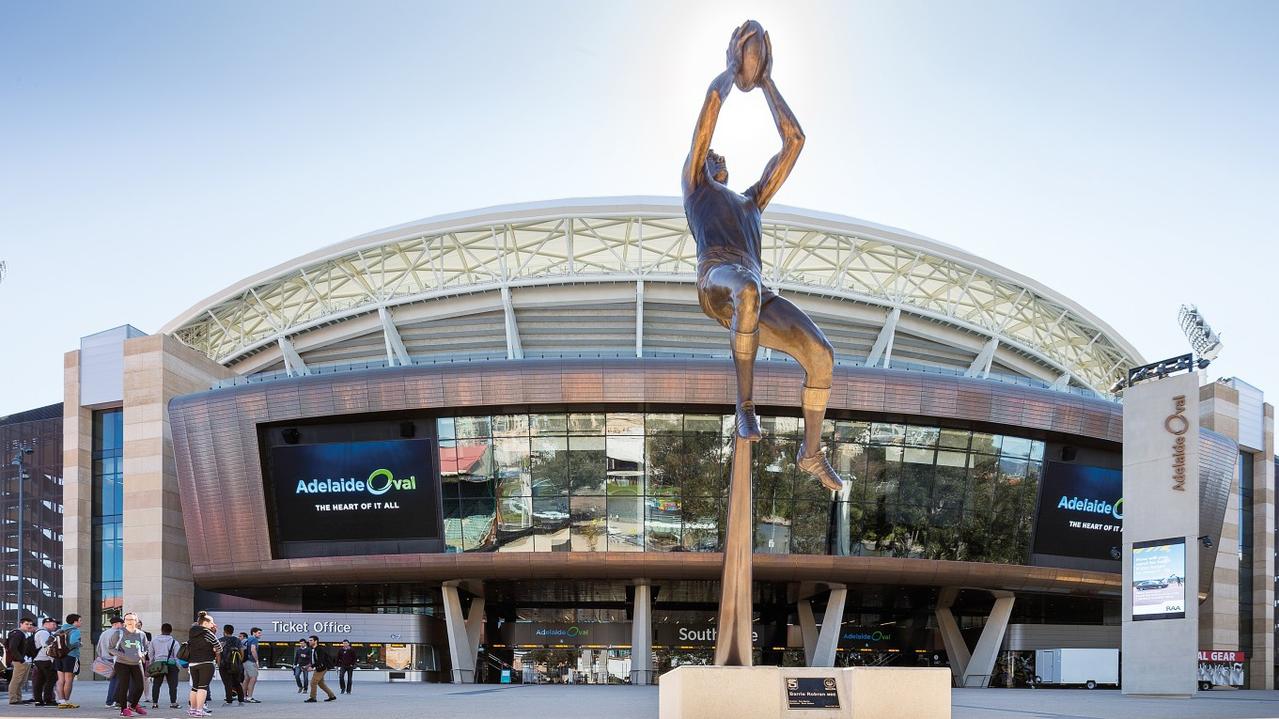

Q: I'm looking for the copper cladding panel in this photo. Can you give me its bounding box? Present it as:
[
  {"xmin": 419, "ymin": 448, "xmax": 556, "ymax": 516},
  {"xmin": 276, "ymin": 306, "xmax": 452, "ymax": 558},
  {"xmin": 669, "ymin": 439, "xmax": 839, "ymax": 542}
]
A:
[{"xmin": 168, "ymin": 358, "xmax": 1121, "ymax": 589}]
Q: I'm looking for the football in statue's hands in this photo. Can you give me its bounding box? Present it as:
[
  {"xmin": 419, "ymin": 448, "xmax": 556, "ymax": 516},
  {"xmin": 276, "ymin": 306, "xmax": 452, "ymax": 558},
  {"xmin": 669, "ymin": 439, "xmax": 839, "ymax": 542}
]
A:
[{"xmin": 732, "ymin": 20, "xmax": 769, "ymax": 91}]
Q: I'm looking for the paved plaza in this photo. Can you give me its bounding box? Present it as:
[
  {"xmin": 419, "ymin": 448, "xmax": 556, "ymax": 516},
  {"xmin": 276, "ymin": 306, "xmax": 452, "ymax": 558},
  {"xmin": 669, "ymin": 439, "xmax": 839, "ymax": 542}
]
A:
[{"xmin": 10, "ymin": 681, "xmax": 1279, "ymax": 719}]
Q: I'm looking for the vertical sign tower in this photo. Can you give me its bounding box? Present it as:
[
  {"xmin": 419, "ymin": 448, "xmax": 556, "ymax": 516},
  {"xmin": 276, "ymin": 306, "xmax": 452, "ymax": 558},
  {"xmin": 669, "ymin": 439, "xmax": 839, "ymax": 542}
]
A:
[{"xmin": 1122, "ymin": 370, "xmax": 1200, "ymax": 695}]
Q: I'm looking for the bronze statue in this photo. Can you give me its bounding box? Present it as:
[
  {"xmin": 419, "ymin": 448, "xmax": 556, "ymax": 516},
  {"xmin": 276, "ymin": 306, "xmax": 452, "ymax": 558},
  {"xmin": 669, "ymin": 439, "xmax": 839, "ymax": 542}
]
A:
[{"xmin": 682, "ymin": 20, "xmax": 843, "ymax": 492}]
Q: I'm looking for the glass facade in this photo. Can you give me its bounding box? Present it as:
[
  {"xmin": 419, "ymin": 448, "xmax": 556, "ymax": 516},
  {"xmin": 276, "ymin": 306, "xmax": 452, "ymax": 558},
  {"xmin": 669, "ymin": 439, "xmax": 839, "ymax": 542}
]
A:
[
  {"xmin": 440, "ymin": 412, "xmax": 1044, "ymax": 564},
  {"xmin": 0, "ymin": 403, "xmax": 63, "ymax": 628},
  {"xmin": 91, "ymin": 409, "xmax": 124, "ymax": 639}
]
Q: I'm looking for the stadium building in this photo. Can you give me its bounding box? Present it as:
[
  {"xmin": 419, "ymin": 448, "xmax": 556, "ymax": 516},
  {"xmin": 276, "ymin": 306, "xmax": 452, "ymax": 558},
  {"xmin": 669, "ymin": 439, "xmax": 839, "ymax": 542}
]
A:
[{"xmin": 51, "ymin": 197, "xmax": 1274, "ymax": 687}]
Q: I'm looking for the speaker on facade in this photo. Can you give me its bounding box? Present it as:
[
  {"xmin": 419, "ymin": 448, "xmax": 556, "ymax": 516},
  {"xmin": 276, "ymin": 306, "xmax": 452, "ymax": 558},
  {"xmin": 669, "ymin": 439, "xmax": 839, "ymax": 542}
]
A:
[
  {"xmin": 282, "ymin": 428, "xmax": 301, "ymax": 445},
  {"xmin": 400, "ymin": 421, "xmax": 416, "ymax": 438},
  {"xmin": 1060, "ymin": 445, "xmax": 1077, "ymax": 462}
]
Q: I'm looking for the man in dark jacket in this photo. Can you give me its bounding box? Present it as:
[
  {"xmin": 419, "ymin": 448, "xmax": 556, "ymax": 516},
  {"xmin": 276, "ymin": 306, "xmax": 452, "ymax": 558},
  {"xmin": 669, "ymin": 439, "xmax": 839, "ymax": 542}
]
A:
[
  {"xmin": 292, "ymin": 640, "xmax": 309, "ymax": 693},
  {"xmin": 336, "ymin": 640, "xmax": 357, "ymax": 694},
  {"xmin": 302, "ymin": 636, "xmax": 336, "ymax": 703},
  {"xmin": 7, "ymin": 617, "xmax": 36, "ymax": 705}
]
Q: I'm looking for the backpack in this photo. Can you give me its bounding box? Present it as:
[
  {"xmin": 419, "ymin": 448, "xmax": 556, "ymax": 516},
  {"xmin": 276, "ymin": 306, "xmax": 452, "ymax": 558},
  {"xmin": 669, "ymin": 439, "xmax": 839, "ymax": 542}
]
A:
[
  {"xmin": 220, "ymin": 638, "xmax": 244, "ymax": 671},
  {"xmin": 46, "ymin": 629, "xmax": 72, "ymax": 660},
  {"xmin": 176, "ymin": 641, "xmax": 190, "ymax": 662}
]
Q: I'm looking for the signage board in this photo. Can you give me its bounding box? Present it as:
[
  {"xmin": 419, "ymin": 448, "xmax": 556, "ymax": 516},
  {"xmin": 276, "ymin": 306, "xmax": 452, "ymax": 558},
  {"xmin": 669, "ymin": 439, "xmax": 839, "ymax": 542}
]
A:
[
  {"xmin": 267, "ymin": 438, "xmax": 440, "ymax": 544},
  {"xmin": 784, "ymin": 677, "xmax": 840, "ymax": 709},
  {"xmin": 1131, "ymin": 537, "xmax": 1187, "ymax": 621},
  {"xmin": 1032, "ymin": 462, "xmax": 1123, "ymax": 562}
]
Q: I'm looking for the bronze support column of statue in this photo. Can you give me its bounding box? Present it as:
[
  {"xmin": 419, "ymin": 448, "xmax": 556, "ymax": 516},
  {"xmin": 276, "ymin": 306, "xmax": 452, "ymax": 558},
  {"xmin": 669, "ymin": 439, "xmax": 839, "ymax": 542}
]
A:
[{"xmin": 681, "ymin": 20, "xmax": 846, "ymax": 667}]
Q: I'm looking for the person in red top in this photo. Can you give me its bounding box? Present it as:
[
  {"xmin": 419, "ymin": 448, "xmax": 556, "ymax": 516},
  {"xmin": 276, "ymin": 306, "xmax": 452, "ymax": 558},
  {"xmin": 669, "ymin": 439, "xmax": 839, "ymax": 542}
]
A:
[{"xmin": 335, "ymin": 641, "xmax": 357, "ymax": 694}]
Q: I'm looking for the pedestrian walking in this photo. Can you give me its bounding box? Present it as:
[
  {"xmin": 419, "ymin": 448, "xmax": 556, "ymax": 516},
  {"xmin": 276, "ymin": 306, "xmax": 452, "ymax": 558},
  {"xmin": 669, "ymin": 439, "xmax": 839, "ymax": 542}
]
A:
[
  {"xmin": 147, "ymin": 623, "xmax": 181, "ymax": 710},
  {"xmin": 292, "ymin": 639, "xmax": 309, "ymax": 693},
  {"xmin": 108, "ymin": 612, "xmax": 148, "ymax": 716},
  {"xmin": 186, "ymin": 611, "xmax": 221, "ymax": 718},
  {"xmin": 97, "ymin": 615, "xmax": 124, "ymax": 709},
  {"xmin": 31, "ymin": 617, "xmax": 58, "ymax": 707},
  {"xmin": 7, "ymin": 616, "xmax": 37, "ymax": 705},
  {"xmin": 217, "ymin": 624, "xmax": 246, "ymax": 705},
  {"xmin": 302, "ymin": 635, "xmax": 336, "ymax": 703},
  {"xmin": 241, "ymin": 627, "xmax": 262, "ymax": 703},
  {"xmin": 336, "ymin": 640, "xmax": 357, "ymax": 694},
  {"xmin": 52, "ymin": 613, "xmax": 83, "ymax": 709}
]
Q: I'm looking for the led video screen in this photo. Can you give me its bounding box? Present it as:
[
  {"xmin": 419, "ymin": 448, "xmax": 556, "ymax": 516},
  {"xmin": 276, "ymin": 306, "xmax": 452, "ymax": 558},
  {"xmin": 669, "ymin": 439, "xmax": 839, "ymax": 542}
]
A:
[
  {"xmin": 268, "ymin": 438, "xmax": 440, "ymax": 544},
  {"xmin": 1132, "ymin": 537, "xmax": 1187, "ymax": 621},
  {"xmin": 1032, "ymin": 462, "xmax": 1122, "ymax": 562}
]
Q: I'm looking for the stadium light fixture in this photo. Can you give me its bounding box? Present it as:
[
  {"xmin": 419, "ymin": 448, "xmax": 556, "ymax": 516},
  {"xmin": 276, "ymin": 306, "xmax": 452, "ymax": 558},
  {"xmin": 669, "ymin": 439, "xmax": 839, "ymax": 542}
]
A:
[{"xmin": 1178, "ymin": 304, "xmax": 1223, "ymax": 364}]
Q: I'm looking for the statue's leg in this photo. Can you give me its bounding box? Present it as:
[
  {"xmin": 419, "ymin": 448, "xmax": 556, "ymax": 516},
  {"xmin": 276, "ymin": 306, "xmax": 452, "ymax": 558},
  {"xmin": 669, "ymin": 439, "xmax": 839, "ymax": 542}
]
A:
[
  {"xmin": 758, "ymin": 295, "xmax": 843, "ymax": 491},
  {"xmin": 698, "ymin": 264, "xmax": 763, "ymax": 440}
]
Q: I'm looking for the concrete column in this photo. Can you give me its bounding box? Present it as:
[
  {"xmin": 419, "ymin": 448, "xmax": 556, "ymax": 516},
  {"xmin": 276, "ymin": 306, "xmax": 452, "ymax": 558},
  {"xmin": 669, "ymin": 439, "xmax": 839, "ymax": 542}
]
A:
[
  {"xmin": 798, "ymin": 586, "xmax": 847, "ymax": 668},
  {"xmin": 443, "ymin": 582, "xmax": 484, "ymax": 683},
  {"xmin": 1199, "ymin": 382, "xmax": 1241, "ymax": 652},
  {"xmin": 61, "ymin": 351, "xmax": 93, "ymax": 625},
  {"xmin": 934, "ymin": 587, "xmax": 969, "ymax": 686},
  {"xmin": 1122, "ymin": 372, "xmax": 1200, "ymax": 696},
  {"xmin": 1250, "ymin": 404, "xmax": 1275, "ymax": 689},
  {"xmin": 121, "ymin": 335, "xmax": 233, "ymax": 633},
  {"xmin": 631, "ymin": 580, "xmax": 653, "ymax": 685},
  {"xmin": 797, "ymin": 599, "xmax": 818, "ymax": 667},
  {"xmin": 965, "ymin": 592, "xmax": 1014, "ymax": 688}
]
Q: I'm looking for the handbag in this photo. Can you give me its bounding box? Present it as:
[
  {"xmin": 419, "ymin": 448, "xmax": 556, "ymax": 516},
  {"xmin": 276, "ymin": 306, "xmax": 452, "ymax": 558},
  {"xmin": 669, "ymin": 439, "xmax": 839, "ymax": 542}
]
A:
[
  {"xmin": 92, "ymin": 656, "xmax": 115, "ymax": 678},
  {"xmin": 148, "ymin": 639, "xmax": 176, "ymax": 676}
]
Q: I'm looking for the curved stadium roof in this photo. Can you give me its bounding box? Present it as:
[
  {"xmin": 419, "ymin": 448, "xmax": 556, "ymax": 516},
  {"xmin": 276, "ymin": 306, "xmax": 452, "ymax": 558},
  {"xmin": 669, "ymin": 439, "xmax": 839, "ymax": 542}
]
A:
[{"xmin": 162, "ymin": 197, "xmax": 1143, "ymax": 395}]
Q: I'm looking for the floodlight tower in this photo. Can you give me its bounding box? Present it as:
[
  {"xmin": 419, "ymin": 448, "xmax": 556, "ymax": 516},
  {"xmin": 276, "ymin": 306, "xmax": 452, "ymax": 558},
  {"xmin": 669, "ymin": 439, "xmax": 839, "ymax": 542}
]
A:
[
  {"xmin": 10, "ymin": 443, "xmax": 33, "ymax": 626},
  {"xmin": 1177, "ymin": 304, "xmax": 1223, "ymax": 365}
]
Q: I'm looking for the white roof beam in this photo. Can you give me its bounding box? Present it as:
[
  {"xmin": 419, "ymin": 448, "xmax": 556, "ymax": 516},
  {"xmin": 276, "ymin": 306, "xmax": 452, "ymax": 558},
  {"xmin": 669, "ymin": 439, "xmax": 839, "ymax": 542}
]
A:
[
  {"xmin": 635, "ymin": 279, "xmax": 645, "ymax": 358},
  {"xmin": 864, "ymin": 307, "xmax": 900, "ymax": 368},
  {"xmin": 966, "ymin": 337, "xmax": 999, "ymax": 379},
  {"xmin": 378, "ymin": 306, "xmax": 413, "ymax": 367},
  {"xmin": 278, "ymin": 336, "xmax": 311, "ymax": 377},
  {"xmin": 1050, "ymin": 373, "xmax": 1072, "ymax": 391},
  {"xmin": 500, "ymin": 284, "xmax": 524, "ymax": 360}
]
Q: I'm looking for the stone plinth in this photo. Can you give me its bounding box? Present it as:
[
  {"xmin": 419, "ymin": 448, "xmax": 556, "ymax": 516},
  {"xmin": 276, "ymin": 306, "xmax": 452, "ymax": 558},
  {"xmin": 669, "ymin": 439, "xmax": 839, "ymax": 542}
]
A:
[{"xmin": 658, "ymin": 665, "xmax": 950, "ymax": 719}]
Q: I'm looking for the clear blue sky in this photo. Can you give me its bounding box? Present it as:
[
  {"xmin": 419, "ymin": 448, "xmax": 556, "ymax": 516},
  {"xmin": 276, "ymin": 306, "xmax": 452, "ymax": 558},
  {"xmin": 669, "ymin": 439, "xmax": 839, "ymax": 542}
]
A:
[{"xmin": 1, "ymin": 1, "xmax": 1276, "ymax": 416}]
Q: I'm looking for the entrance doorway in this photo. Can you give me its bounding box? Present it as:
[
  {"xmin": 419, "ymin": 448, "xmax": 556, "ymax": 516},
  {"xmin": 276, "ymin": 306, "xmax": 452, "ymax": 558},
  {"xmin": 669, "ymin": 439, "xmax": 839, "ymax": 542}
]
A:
[{"xmin": 511, "ymin": 648, "xmax": 632, "ymax": 684}]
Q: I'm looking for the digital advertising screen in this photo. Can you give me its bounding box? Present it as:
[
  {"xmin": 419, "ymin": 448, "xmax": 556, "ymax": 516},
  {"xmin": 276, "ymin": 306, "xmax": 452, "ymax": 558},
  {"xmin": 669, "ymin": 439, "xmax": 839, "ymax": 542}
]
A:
[
  {"xmin": 268, "ymin": 438, "xmax": 440, "ymax": 544},
  {"xmin": 1031, "ymin": 462, "xmax": 1123, "ymax": 562},
  {"xmin": 1131, "ymin": 537, "xmax": 1187, "ymax": 621}
]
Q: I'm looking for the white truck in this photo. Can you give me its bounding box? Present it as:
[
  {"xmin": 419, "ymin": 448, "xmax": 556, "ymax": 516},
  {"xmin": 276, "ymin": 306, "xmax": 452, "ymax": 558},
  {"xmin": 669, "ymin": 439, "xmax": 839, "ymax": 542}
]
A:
[{"xmin": 1034, "ymin": 648, "xmax": 1120, "ymax": 689}]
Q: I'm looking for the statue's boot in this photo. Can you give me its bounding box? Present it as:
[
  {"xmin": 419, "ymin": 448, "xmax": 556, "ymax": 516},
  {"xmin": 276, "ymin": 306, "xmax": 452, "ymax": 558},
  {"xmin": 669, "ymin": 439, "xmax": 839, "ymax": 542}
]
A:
[
  {"xmin": 797, "ymin": 385, "xmax": 843, "ymax": 491},
  {"xmin": 735, "ymin": 400, "xmax": 762, "ymax": 441},
  {"xmin": 797, "ymin": 444, "xmax": 844, "ymax": 492}
]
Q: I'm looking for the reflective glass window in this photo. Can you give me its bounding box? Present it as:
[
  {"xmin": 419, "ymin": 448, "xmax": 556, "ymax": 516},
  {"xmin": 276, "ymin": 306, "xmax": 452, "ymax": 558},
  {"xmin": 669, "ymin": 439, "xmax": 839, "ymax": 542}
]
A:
[
  {"xmin": 530, "ymin": 437, "xmax": 569, "ymax": 495},
  {"xmin": 570, "ymin": 495, "xmax": 607, "ymax": 552},
  {"xmin": 492, "ymin": 414, "xmax": 530, "ymax": 438},
  {"xmin": 646, "ymin": 496, "xmax": 682, "ymax": 551},
  {"xmin": 530, "ymin": 414, "xmax": 567, "ymax": 436},
  {"xmin": 606, "ymin": 413, "xmax": 644, "ymax": 436},
  {"xmin": 533, "ymin": 497, "xmax": 570, "ymax": 551},
  {"xmin": 568, "ymin": 413, "xmax": 606, "ymax": 435},
  {"xmin": 603, "ymin": 435, "xmax": 641, "ymax": 494},
  {"xmin": 570, "ymin": 436, "xmax": 609, "ymax": 494},
  {"xmin": 607, "ymin": 495, "xmax": 643, "ymax": 551}
]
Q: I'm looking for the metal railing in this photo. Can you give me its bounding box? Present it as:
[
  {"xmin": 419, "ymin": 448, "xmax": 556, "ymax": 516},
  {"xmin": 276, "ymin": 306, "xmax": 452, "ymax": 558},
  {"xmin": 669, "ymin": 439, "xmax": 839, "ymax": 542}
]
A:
[{"xmin": 209, "ymin": 350, "xmax": 1114, "ymax": 401}]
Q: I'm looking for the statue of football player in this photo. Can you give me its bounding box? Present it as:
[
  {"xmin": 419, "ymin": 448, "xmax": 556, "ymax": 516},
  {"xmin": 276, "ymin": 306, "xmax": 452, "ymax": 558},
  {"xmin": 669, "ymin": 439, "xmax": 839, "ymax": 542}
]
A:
[{"xmin": 682, "ymin": 21, "xmax": 843, "ymax": 492}]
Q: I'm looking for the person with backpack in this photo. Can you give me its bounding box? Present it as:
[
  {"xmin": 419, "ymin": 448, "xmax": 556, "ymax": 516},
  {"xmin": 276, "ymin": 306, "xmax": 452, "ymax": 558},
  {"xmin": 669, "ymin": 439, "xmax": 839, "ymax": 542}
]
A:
[
  {"xmin": 147, "ymin": 623, "xmax": 180, "ymax": 710},
  {"xmin": 7, "ymin": 616, "xmax": 37, "ymax": 705},
  {"xmin": 108, "ymin": 612, "xmax": 148, "ymax": 717},
  {"xmin": 97, "ymin": 615, "xmax": 124, "ymax": 709},
  {"xmin": 217, "ymin": 624, "xmax": 245, "ymax": 706},
  {"xmin": 302, "ymin": 635, "xmax": 336, "ymax": 703},
  {"xmin": 185, "ymin": 611, "xmax": 221, "ymax": 718},
  {"xmin": 51, "ymin": 613, "xmax": 83, "ymax": 709},
  {"xmin": 31, "ymin": 617, "xmax": 58, "ymax": 707}
]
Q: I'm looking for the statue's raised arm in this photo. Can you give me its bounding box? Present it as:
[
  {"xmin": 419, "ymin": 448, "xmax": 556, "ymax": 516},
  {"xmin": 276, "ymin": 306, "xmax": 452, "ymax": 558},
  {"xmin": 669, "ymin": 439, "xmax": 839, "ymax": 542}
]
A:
[
  {"xmin": 746, "ymin": 33, "xmax": 805, "ymax": 210},
  {"xmin": 681, "ymin": 24, "xmax": 752, "ymax": 196}
]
